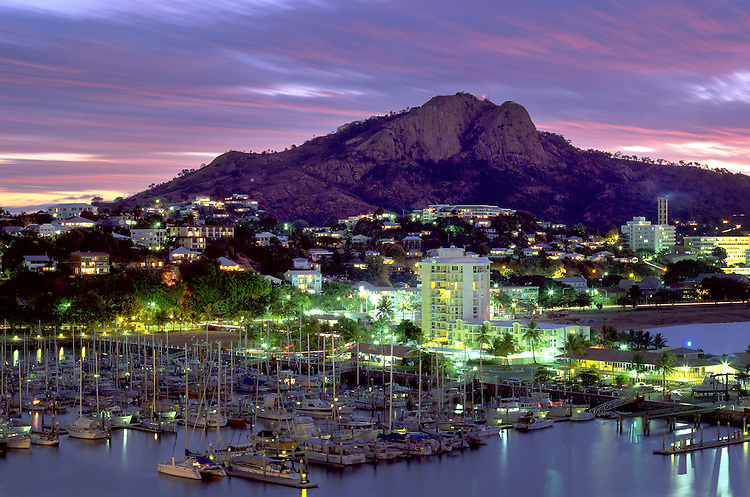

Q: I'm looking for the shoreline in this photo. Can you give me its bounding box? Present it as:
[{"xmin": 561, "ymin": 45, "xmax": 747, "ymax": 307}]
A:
[
  {"xmin": 49, "ymin": 302, "xmax": 750, "ymax": 349},
  {"xmin": 548, "ymin": 302, "xmax": 750, "ymax": 332}
]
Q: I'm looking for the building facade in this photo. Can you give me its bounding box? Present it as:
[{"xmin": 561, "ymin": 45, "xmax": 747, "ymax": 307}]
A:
[
  {"xmin": 420, "ymin": 247, "xmax": 491, "ymax": 342},
  {"xmin": 47, "ymin": 203, "xmax": 97, "ymax": 219},
  {"xmin": 69, "ymin": 252, "xmax": 110, "ymax": 276},
  {"xmin": 167, "ymin": 225, "xmax": 235, "ymax": 251},
  {"xmin": 620, "ymin": 216, "xmax": 675, "ymax": 253},
  {"xmin": 284, "ymin": 270, "xmax": 323, "ymax": 294},
  {"xmin": 130, "ymin": 228, "xmax": 167, "ymax": 249},
  {"xmin": 684, "ymin": 235, "xmax": 750, "ymax": 266}
]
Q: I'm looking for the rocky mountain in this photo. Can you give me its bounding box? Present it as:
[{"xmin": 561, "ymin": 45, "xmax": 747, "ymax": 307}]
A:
[{"xmin": 127, "ymin": 93, "xmax": 750, "ymax": 228}]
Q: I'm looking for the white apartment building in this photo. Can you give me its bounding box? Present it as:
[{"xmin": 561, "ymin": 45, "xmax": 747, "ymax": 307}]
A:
[
  {"xmin": 418, "ymin": 204, "xmax": 515, "ymax": 223},
  {"xmin": 620, "ymin": 216, "xmax": 675, "ymax": 253},
  {"xmin": 683, "ymin": 235, "xmax": 750, "ymax": 266},
  {"xmin": 130, "ymin": 228, "xmax": 167, "ymax": 249},
  {"xmin": 420, "ymin": 247, "xmax": 491, "ymax": 343},
  {"xmin": 167, "ymin": 225, "xmax": 235, "ymax": 251},
  {"xmin": 284, "ymin": 270, "xmax": 323, "ymax": 294},
  {"xmin": 47, "ymin": 203, "xmax": 97, "ymax": 219}
]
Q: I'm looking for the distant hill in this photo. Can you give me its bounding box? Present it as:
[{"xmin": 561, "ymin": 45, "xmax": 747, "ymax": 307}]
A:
[{"xmin": 127, "ymin": 92, "xmax": 750, "ymax": 228}]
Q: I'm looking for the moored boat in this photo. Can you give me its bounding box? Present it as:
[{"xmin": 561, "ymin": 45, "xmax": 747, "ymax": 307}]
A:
[
  {"xmin": 514, "ymin": 413, "xmax": 554, "ymax": 431},
  {"xmin": 302, "ymin": 438, "xmax": 367, "ymax": 466}
]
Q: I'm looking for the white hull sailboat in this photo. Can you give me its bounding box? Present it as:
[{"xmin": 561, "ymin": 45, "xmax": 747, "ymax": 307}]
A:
[{"xmin": 157, "ymin": 457, "xmax": 202, "ymax": 480}]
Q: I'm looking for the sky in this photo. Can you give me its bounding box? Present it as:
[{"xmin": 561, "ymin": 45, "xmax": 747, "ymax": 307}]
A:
[{"xmin": 3, "ymin": 0, "xmax": 750, "ymax": 212}]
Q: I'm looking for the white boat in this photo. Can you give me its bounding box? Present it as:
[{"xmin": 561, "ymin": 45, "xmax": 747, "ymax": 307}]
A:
[
  {"xmin": 191, "ymin": 453, "xmax": 227, "ymax": 478},
  {"xmin": 377, "ymin": 432, "xmax": 433, "ymax": 456},
  {"xmin": 514, "ymin": 413, "xmax": 554, "ymax": 431},
  {"xmin": 571, "ymin": 408, "xmax": 595, "ymax": 422},
  {"xmin": 30, "ymin": 429, "xmax": 60, "ymax": 446},
  {"xmin": 256, "ymin": 394, "xmax": 294, "ymax": 421},
  {"xmin": 184, "ymin": 406, "xmax": 228, "ymax": 428},
  {"xmin": 67, "ymin": 416, "xmax": 111, "ymax": 440},
  {"xmin": 294, "ymin": 394, "xmax": 333, "ymax": 418},
  {"xmin": 140, "ymin": 418, "xmax": 179, "ymax": 433},
  {"xmin": 364, "ymin": 441, "xmax": 403, "ymax": 461},
  {"xmin": 229, "ymin": 454, "xmax": 316, "ymax": 487},
  {"xmin": 157, "ymin": 457, "xmax": 202, "ymax": 480},
  {"xmin": 303, "ymin": 438, "xmax": 368, "ymax": 466},
  {"xmin": 4, "ymin": 431, "xmax": 31, "ymax": 449}
]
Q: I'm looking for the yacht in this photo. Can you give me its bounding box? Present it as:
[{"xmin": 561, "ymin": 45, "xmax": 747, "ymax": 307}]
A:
[
  {"xmin": 514, "ymin": 412, "xmax": 554, "ymax": 431},
  {"xmin": 294, "ymin": 394, "xmax": 333, "ymax": 418},
  {"xmin": 302, "ymin": 438, "xmax": 368, "ymax": 466},
  {"xmin": 256, "ymin": 394, "xmax": 294, "ymax": 421},
  {"xmin": 228, "ymin": 454, "xmax": 317, "ymax": 487},
  {"xmin": 67, "ymin": 416, "xmax": 111, "ymax": 440}
]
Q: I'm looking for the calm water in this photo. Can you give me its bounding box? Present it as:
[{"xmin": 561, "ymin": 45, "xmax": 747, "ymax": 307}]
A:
[
  {"xmin": 4, "ymin": 321, "xmax": 750, "ymax": 496},
  {"xmin": 3, "ymin": 415, "xmax": 749, "ymax": 497},
  {"xmin": 646, "ymin": 322, "xmax": 750, "ymax": 355}
]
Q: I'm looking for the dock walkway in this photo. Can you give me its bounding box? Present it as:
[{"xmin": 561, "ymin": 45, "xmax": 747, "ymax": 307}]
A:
[{"xmin": 653, "ymin": 424, "xmax": 750, "ymax": 455}]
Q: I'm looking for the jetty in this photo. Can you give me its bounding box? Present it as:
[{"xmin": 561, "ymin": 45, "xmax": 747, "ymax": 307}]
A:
[{"xmin": 653, "ymin": 421, "xmax": 750, "ymax": 455}]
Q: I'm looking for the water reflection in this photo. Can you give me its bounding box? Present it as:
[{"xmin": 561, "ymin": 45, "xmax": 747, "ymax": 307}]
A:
[{"xmin": 5, "ymin": 416, "xmax": 750, "ymax": 496}]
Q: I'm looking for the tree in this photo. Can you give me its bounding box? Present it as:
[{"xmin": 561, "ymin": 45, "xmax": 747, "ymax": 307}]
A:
[
  {"xmin": 711, "ymin": 247, "xmax": 728, "ymax": 264},
  {"xmin": 376, "ymin": 297, "xmax": 395, "ymax": 323},
  {"xmin": 393, "ymin": 320, "xmax": 422, "ymax": 343},
  {"xmin": 596, "ymin": 325, "xmax": 619, "ymax": 346},
  {"xmin": 490, "ymin": 332, "xmax": 517, "ymax": 367},
  {"xmin": 652, "ymin": 332, "xmax": 667, "ymax": 349},
  {"xmin": 535, "ymin": 366, "xmax": 554, "ymax": 384},
  {"xmin": 626, "ymin": 285, "xmax": 643, "ymax": 307},
  {"xmin": 629, "ymin": 352, "xmax": 646, "ymax": 382},
  {"xmin": 577, "ymin": 369, "xmax": 600, "ymax": 387},
  {"xmin": 492, "ymin": 291, "xmax": 513, "ymax": 315},
  {"xmin": 564, "ymin": 332, "xmax": 589, "ymax": 371},
  {"xmin": 522, "ymin": 319, "xmax": 544, "ymax": 363},
  {"xmin": 476, "ymin": 323, "xmax": 492, "ymax": 402},
  {"xmin": 654, "ymin": 352, "xmax": 677, "ymax": 398}
]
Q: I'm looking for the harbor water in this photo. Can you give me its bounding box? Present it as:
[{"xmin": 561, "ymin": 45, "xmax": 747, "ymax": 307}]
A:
[{"xmin": 3, "ymin": 414, "xmax": 749, "ymax": 497}]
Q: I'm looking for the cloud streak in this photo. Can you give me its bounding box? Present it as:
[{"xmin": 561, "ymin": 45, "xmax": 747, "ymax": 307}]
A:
[{"xmin": 2, "ymin": 0, "xmax": 750, "ymax": 211}]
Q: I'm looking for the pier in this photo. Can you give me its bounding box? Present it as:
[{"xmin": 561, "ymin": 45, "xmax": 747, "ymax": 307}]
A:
[{"xmin": 653, "ymin": 421, "xmax": 750, "ymax": 455}]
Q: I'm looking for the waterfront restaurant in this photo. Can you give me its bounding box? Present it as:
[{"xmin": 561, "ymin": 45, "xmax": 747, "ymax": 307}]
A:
[{"xmin": 558, "ymin": 346, "xmax": 736, "ymax": 384}]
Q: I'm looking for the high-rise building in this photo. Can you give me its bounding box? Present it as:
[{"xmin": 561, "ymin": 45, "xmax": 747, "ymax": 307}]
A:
[
  {"xmin": 620, "ymin": 216, "xmax": 675, "ymax": 253},
  {"xmin": 658, "ymin": 197, "xmax": 668, "ymax": 226},
  {"xmin": 420, "ymin": 247, "xmax": 491, "ymax": 342}
]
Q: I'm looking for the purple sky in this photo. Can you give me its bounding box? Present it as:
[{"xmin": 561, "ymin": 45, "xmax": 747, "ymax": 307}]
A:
[{"xmin": 3, "ymin": 0, "xmax": 750, "ymax": 212}]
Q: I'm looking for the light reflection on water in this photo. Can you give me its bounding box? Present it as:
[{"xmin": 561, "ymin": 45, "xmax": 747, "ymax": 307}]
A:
[
  {"xmin": 4, "ymin": 417, "xmax": 750, "ymax": 496},
  {"xmin": 646, "ymin": 322, "xmax": 750, "ymax": 356}
]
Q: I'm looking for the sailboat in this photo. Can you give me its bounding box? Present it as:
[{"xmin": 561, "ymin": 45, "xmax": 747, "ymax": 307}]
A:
[
  {"xmin": 158, "ymin": 345, "xmax": 226, "ymax": 480},
  {"xmin": 67, "ymin": 331, "xmax": 110, "ymax": 441}
]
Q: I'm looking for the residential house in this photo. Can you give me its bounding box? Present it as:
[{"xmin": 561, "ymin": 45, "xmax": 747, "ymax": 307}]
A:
[
  {"xmin": 284, "ymin": 269, "xmax": 322, "ymax": 294},
  {"xmin": 70, "ymin": 252, "xmax": 109, "ymax": 276},
  {"xmin": 23, "ymin": 255, "xmax": 57, "ymax": 273}
]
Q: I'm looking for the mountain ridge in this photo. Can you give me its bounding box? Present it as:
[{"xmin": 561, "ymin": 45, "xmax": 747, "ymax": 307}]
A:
[{"xmin": 128, "ymin": 93, "xmax": 750, "ymax": 228}]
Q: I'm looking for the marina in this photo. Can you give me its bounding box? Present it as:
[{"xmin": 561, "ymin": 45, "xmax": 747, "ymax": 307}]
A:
[
  {"xmin": 5, "ymin": 412, "xmax": 750, "ymax": 496},
  {"xmin": 4, "ymin": 322, "xmax": 750, "ymax": 496}
]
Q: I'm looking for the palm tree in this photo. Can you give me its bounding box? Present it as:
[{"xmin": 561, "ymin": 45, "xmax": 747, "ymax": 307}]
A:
[
  {"xmin": 564, "ymin": 332, "xmax": 589, "ymax": 371},
  {"xmin": 629, "ymin": 352, "xmax": 646, "ymax": 383},
  {"xmin": 522, "ymin": 319, "xmax": 544, "ymax": 364},
  {"xmin": 376, "ymin": 297, "xmax": 395, "ymax": 323},
  {"xmin": 596, "ymin": 325, "xmax": 618, "ymax": 346},
  {"xmin": 490, "ymin": 332, "xmax": 517, "ymax": 367},
  {"xmin": 652, "ymin": 332, "xmax": 667, "ymax": 350},
  {"xmin": 655, "ymin": 352, "xmax": 677, "ymax": 398},
  {"xmin": 476, "ymin": 323, "xmax": 492, "ymax": 405}
]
